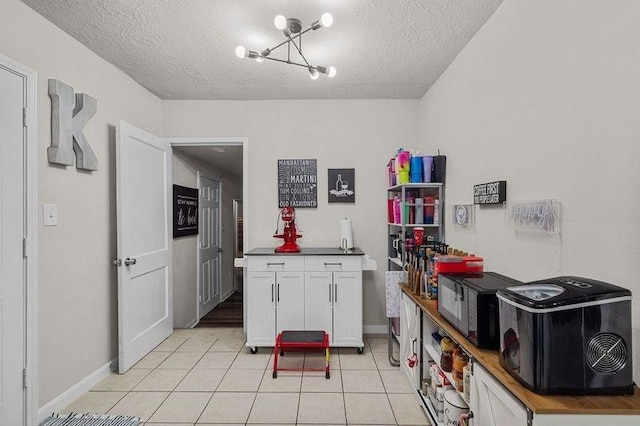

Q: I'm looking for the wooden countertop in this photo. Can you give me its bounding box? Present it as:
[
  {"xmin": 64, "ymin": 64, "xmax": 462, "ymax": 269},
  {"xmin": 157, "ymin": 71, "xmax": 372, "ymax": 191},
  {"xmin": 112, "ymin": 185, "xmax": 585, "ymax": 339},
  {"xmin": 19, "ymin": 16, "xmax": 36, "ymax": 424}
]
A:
[{"xmin": 401, "ymin": 286, "xmax": 640, "ymax": 415}]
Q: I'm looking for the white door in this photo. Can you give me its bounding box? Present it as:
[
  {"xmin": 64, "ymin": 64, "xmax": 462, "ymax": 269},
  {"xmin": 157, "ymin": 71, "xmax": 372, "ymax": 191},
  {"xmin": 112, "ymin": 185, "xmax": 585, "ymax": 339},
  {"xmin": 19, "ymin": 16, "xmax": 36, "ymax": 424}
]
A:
[
  {"xmin": 198, "ymin": 174, "xmax": 221, "ymax": 317},
  {"xmin": 0, "ymin": 60, "xmax": 26, "ymax": 426},
  {"xmin": 246, "ymin": 271, "xmax": 276, "ymax": 347},
  {"xmin": 304, "ymin": 271, "xmax": 333, "ymax": 333},
  {"xmin": 332, "ymin": 271, "xmax": 363, "ymax": 347},
  {"xmin": 275, "ymin": 272, "xmax": 305, "ymax": 334},
  {"xmin": 116, "ymin": 120, "xmax": 172, "ymax": 373},
  {"xmin": 400, "ymin": 293, "xmax": 420, "ymax": 389}
]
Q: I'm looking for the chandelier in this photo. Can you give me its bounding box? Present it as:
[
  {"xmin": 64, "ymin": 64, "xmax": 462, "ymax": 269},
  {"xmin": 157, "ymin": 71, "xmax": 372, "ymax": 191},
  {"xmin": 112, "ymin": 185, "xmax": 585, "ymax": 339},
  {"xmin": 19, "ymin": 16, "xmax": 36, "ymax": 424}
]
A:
[{"xmin": 235, "ymin": 13, "xmax": 336, "ymax": 80}]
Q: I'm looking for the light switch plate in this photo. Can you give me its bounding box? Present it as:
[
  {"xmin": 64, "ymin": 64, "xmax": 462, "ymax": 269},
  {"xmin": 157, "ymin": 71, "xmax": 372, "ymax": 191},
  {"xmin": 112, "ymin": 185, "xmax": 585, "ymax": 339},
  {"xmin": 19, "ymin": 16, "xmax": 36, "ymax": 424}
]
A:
[{"xmin": 43, "ymin": 204, "xmax": 58, "ymax": 226}]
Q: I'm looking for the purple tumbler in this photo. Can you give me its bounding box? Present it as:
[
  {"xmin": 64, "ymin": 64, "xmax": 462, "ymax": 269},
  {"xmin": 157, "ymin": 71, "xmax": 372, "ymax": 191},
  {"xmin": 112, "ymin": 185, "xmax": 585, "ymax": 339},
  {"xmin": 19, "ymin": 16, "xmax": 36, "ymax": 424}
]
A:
[{"xmin": 422, "ymin": 156, "xmax": 434, "ymax": 183}]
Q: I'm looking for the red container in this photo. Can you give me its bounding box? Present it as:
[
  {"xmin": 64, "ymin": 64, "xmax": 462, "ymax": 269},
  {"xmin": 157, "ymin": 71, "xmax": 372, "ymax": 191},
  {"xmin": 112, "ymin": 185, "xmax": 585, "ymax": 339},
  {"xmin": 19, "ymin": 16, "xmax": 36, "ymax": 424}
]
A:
[
  {"xmin": 387, "ymin": 199, "xmax": 394, "ymax": 223},
  {"xmin": 435, "ymin": 255, "xmax": 484, "ymax": 275}
]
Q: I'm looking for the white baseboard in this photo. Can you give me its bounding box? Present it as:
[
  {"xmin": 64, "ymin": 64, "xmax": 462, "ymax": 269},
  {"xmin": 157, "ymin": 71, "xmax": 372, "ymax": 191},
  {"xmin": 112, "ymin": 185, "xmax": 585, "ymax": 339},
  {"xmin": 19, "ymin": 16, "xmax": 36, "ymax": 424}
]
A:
[
  {"xmin": 185, "ymin": 317, "xmax": 199, "ymax": 329},
  {"xmin": 37, "ymin": 357, "xmax": 117, "ymax": 423},
  {"xmin": 364, "ymin": 324, "xmax": 388, "ymax": 335}
]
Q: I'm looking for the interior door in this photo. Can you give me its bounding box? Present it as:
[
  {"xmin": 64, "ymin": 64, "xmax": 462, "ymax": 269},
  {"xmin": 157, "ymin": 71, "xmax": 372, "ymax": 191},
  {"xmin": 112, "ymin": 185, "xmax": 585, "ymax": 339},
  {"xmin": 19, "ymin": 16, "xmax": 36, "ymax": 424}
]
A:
[
  {"xmin": 0, "ymin": 60, "xmax": 26, "ymax": 426},
  {"xmin": 198, "ymin": 174, "xmax": 221, "ymax": 317},
  {"xmin": 116, "ymin": 120, "xmax": 172, "ymax": 373}
]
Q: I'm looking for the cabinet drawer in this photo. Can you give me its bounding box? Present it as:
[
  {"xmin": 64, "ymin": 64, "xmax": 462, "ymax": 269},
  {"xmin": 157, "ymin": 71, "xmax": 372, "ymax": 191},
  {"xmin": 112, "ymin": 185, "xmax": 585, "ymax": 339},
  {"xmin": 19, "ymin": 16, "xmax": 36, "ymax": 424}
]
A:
[
  {"xmin": 305, "ymin": 256, "xmax": 362, "ymax": 272},
  {"xmin": 247, "ymin": 256, "xmax": 305, "ymax": 272}
]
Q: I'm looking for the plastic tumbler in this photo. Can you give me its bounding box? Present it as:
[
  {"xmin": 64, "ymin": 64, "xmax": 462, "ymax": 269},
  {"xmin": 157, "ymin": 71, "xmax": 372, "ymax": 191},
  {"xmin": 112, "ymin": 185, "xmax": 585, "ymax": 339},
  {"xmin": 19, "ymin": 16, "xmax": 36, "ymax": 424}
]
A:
[
  {"xmin": 410, "ymin": 155, "xmax": 423, "ymax": 182},
  {"xmin": 422, "ymin": 155, "xmax": 434, "ymax": 183}
]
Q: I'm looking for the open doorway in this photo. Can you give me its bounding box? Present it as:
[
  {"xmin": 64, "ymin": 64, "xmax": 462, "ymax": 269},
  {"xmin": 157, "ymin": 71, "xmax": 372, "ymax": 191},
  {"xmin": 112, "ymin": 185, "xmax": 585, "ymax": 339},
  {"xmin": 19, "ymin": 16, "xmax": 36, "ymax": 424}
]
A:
[{"xmin": 170, "ymin": 138, "xmax": 247, "ymax": 329}]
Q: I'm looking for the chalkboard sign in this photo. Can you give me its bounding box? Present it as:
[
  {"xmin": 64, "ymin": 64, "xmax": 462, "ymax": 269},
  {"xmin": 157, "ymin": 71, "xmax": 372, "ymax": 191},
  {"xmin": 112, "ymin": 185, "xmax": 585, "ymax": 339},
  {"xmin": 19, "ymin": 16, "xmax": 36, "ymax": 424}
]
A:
[
  {"xmin": 278, "ymin": 159, "xmax": 318, "ymax": 208},
  {"xmin": 173, "ymin": 185, "xmax": 199, "ymax": 238}
]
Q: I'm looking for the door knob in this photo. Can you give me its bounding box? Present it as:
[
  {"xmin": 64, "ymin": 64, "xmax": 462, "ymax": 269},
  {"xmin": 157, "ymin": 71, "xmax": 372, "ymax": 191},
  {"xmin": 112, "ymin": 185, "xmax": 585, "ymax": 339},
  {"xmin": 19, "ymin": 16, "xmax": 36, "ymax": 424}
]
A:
[{"xmin": 124, "ymin": 257, "xmax": 137, "ymax": 266}]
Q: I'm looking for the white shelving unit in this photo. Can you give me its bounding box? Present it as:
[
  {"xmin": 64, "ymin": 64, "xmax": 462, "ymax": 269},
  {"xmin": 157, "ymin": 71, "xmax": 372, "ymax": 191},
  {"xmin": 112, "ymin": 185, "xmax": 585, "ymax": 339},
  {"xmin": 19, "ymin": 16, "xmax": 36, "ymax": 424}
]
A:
[{"xmin": 387, "ymin": 183, "xmax": 444, "ymax": 367}]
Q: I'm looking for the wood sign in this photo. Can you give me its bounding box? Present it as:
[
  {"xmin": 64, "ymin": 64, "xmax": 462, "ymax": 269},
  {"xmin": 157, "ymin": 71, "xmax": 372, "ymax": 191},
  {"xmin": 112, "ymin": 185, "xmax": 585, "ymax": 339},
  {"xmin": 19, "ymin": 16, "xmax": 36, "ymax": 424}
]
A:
[
  {"xmin": 278, "ymin": 159, "xmax": 318, "ymax": 208},
  {"xmin": 173, "ymin": 185, "xmax": 198, "ymax": 237},
  {"xmin": 474, "ymin": 180, "xmax": 507, "ymax": 205}
]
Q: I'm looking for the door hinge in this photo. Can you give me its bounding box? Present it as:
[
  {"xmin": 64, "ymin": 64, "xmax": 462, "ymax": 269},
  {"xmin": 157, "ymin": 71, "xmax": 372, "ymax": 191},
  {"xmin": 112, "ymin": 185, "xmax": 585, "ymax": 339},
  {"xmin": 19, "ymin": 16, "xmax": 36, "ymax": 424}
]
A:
[
  {"xmin": 23, "ymin": 368, "xmax": 29, "ymax": 388},
  {"xmin": 23, "ymin": 108, "xmax": 28, "ymax": 127},
  {"xmin": 23, "ymin": 238, "xmax": 28, "ymax": 258},
  {"xmin": 112, "ymin": 259, "xmax": 122, "ymax": 267}
]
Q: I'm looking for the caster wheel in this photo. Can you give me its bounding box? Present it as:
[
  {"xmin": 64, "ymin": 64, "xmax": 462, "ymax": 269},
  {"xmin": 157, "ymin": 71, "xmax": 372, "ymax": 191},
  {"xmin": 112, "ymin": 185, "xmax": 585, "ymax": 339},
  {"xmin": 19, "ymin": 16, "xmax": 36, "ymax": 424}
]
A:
[
  {"xmin": 249, "ymin": 347, "xmax": 258, "ymax": 354},
  {"xmin": 325, "ymin": 372, "xmax": 330, "ymax": 379},
  {"xmin": 357, "ymin": 347, "xmax": 364, "ymax": 354},
  {"xmin": 272, "ymin": 371, "xmax": 277, "ymax": 379}
]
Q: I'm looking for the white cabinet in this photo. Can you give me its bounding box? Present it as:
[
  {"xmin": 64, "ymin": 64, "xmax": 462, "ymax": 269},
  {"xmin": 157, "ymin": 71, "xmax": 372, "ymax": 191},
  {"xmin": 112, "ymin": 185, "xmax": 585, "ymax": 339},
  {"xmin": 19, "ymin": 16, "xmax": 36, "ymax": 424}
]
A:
[
  {"xmin": 305, "ymin": 256, "xmax": 363, "ymax": 349},
  {"xmin": 245, "ymin": 252, "xmax": 370, "ymax": 352},
  {"xmin": 400, "ymin": 292, "xmax": 421, "ymax": 390},
  {"xmin": 246, "ymin": 256, "xmax": 304, "ymax": 349},
  {"xmin": 470, "ymin": 362, "xmax": 528, "ymax": 426}
]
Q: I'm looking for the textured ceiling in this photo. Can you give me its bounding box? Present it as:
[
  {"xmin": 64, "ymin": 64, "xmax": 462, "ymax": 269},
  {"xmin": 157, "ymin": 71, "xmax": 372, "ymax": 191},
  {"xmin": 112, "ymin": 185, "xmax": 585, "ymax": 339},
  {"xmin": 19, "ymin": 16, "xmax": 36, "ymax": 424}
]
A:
[{"xmin": 21, "ymin": 0, "xmax": 503, "ymax": 100}]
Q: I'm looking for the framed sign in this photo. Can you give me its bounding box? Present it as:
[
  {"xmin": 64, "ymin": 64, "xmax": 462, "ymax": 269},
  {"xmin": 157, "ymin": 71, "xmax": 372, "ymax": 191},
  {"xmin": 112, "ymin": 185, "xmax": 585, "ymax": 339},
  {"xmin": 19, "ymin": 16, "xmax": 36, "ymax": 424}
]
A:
[
  {"xmin": 277, "ymin": 159, "xmax": 318, "ymax": 208},
  {"xmin": 328, "ymin": 168, "xmax": 355, "ymax": 203},
  {"xmin": 173, "ymin": 185, "xmax": 198, "ymax": 238},
  {"xmin": 474, "ymin": 180, "xmax": 507, "ymax": 205},
  {"xmin": 452, "ymin": 204, "xmax": 475, "ymax": 228}
]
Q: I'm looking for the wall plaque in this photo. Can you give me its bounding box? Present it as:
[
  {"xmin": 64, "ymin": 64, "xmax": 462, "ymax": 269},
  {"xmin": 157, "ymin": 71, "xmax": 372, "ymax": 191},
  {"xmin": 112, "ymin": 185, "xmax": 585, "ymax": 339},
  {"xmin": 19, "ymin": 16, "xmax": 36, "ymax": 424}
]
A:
[
  {"xmin": 328, "ymin": 168, "xmax": 355, "ymax": 203},
  {"xmin": 278, "ymin": 159, "xmax": 317, "ymax": 208},
  {"xmin": 473, "ymin": 180, "xmax": 507, "ymax": 204},
  {"xmin": 173, "ymin": 185, "xmax": 198, "ymax": 238}
]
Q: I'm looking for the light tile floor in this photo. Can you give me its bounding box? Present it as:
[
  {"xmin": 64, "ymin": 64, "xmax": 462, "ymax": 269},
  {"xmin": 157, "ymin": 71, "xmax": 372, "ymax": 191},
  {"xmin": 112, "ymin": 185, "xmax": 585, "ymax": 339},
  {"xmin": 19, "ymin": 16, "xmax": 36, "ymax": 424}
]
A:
[{"xmin": 63, "ymin": 328, "xmax": 429, "ymax": 425}]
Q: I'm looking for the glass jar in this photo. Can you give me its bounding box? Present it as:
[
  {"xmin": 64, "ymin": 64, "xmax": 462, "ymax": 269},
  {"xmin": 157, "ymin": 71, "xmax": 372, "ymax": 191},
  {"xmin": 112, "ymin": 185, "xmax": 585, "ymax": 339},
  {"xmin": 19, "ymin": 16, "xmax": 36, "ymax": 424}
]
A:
[{"xmin": 440, "ymin": 350, "xmax": 453, "ymax": 372}]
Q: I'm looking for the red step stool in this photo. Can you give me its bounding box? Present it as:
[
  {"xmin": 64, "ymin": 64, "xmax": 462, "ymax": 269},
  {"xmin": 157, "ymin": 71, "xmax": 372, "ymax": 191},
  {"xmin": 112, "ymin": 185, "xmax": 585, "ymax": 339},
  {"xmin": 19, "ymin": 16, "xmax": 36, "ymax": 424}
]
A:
[{"xmin": 272, "ymin": 330, "xmax": 330, "ymax": 379}]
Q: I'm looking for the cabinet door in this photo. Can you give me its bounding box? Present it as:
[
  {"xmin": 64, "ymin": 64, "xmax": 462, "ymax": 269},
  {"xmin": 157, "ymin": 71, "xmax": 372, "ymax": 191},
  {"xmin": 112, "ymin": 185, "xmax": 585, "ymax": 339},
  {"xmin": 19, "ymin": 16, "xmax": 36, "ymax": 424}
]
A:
[
  {"xmin": 246, "ymin": 271, "xmax": 276, "ymax": 346},
  {"xmin": 275, "ymin": 271, "xmax": 305, "ymax": 334},
  {"xmin": 332, "ymin": 271, "xmax": 363, "ymax": 347},
  {"xmin": 304, "ymin": 271, "xmax": 333, "ymax": 335},
  {"xmin": 470, "ymin": 362, "xmax": 528, "ymax": 426},
  {"xmin": 400, "ymin": 293, "xmax": 421, "ymax": 389}
]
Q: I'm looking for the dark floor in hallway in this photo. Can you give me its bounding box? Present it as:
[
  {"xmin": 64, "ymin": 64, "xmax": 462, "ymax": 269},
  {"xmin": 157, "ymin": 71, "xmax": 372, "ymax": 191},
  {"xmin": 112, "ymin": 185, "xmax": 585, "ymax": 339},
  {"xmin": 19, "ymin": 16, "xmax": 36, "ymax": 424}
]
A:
[{"xmin": 196, "ymin": 292, "xmax": 243, "ymax": 327}]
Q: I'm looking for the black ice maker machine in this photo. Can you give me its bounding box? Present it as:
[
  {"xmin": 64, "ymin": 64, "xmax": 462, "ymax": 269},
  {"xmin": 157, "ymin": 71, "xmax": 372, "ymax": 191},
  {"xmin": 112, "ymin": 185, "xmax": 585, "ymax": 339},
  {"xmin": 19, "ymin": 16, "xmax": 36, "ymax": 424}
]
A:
[{"xmin": 496, "ymin": 276, "xmax": 633, "ymax": 395}]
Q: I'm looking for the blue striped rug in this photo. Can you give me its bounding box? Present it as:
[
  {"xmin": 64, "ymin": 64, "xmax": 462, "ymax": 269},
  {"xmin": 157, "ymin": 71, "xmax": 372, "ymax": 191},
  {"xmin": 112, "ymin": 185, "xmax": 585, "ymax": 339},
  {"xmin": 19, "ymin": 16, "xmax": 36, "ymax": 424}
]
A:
[{"xmin": 40, "ymin": 413, "xmax": 140, "ymax": 426}]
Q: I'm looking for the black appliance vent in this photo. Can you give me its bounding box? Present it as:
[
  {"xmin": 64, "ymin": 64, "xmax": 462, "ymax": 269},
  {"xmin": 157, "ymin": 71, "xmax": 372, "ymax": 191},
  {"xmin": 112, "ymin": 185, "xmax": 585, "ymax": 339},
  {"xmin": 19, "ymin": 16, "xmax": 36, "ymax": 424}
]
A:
[{"xmin": 586, "ymin": 333, "xmax": 627, "ymax": 373}]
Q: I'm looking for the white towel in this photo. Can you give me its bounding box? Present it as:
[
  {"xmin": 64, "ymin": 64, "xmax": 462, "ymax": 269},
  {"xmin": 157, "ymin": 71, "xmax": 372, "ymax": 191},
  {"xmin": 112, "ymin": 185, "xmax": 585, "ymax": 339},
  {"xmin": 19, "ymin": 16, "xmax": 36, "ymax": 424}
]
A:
[{"xmin": 385, "ymin": 270, "xmax": 406, "ymax": 318}]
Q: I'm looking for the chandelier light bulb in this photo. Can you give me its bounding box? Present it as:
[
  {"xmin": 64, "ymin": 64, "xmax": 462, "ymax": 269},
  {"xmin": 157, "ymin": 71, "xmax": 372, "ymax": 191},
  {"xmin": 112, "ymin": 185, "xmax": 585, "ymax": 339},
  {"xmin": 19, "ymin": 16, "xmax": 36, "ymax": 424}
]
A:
[
  {"xmin": 274, "ymin": 15, "xmax": 287, "ymax": 30},
  {"xmin": 327, "ymin": 66, "xmax": 337, "ymax": 78},
  {"xmin": 235, "ymin": 45, "xmax": 246, "ymax": 58},
  {"xmin": 309, "ymin": 68, "xmax": 319, "ymax": 80},
  {"xmin": 320, "ymin": 13, "xmax": 333, "ymax": 28}
]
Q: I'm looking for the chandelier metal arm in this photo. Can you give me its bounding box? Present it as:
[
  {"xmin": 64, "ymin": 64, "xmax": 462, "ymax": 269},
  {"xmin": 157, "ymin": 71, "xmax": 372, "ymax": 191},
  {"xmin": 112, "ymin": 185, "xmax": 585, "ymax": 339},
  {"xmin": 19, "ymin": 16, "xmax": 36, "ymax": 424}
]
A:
[{"xmin": 263, "ymin": 56, "xmax": 318, "ymax": 70}]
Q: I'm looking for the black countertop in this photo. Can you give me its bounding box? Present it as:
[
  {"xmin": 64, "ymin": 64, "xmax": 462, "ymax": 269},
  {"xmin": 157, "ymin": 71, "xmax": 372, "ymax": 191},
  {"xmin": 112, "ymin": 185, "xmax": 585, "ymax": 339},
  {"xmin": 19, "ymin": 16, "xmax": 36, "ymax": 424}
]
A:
[{"xmin": 245, "ymin": 247, "xmax": 365, "ymax": 256}]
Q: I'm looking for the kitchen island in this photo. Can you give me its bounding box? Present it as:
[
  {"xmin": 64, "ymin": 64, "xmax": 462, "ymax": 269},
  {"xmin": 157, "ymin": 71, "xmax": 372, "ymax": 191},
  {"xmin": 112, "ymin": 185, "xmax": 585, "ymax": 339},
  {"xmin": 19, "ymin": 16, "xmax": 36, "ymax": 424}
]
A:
[{"xmin": 238, "ymin": 247, "xmax": 377, "ymax": 353}]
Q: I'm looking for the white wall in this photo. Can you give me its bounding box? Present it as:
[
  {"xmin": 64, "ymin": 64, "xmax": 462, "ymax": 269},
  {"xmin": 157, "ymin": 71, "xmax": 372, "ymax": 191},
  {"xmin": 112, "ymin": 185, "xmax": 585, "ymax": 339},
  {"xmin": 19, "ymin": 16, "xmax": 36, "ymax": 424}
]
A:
[
  {"xmin": 419, "ymin": 0, "xmax": 640, "ymax": 383},
  {"xmin": 164, "ymin": 100, "xmax": 420, "ymax": 329},
  {"xmin": 172, "ymin": 150, "xmax": 243, "ymax": 328},
  {"xmin": 0, "ymin": 0, "xmax": 163, "ymax": 407}
]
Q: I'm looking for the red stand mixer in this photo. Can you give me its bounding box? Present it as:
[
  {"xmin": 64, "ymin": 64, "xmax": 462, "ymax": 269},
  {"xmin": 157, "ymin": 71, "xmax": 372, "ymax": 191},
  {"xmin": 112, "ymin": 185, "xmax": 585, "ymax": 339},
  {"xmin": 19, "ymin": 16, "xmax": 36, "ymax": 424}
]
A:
[{"xmin": 273, "ymin": 206, "xmax": 302, "ymax": 253}]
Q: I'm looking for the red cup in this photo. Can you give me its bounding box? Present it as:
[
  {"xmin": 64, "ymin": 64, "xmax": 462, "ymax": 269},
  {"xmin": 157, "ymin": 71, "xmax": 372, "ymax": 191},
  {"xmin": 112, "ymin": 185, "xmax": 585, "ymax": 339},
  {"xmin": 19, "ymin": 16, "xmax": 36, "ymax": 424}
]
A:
[{"xmin": 414, "ymin": 227, "xmax": 424, "ymax": 246}]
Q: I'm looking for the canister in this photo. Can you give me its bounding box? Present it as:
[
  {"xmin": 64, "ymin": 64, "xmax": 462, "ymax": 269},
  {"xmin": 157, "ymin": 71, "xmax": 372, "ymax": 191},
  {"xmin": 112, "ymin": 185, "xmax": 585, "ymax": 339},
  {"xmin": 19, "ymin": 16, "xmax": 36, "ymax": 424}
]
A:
[{"xmin": 443, "ymin": 389, "xmax": 469, "ymax": 426}]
